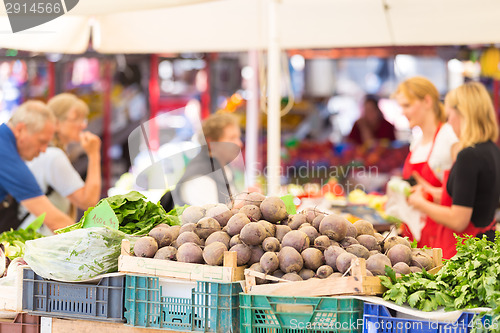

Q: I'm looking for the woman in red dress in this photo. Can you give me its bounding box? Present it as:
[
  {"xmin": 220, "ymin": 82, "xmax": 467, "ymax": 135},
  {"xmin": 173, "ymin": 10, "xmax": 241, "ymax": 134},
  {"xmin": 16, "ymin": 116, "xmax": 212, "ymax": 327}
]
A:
[
  {"xmin": 408, "ymin": 82, "xmax": 500, "ymax": 259},
  {"xmin": 393, "ymin": 77, "xmax": 458, "ymax": 250}
]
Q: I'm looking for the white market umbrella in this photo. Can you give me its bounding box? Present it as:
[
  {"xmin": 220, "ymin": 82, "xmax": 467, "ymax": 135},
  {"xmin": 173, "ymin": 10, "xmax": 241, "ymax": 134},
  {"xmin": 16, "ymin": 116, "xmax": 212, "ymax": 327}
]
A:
[
  {"xmin": 0, "ymin": 0, "xmax": 219, "ymax": 53},
  {"xmin": 2, "ymin": 0, "xmax": 498, "ymax": 54}
]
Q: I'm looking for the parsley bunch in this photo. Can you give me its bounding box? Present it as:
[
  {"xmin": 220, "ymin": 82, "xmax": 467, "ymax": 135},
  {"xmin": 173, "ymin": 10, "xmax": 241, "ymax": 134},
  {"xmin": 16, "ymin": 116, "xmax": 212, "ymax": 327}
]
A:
[
  {"xmin": 439, "ymin": 234, "xmax": 500, "ymax": 312},
  {"xmin": 380, "ymin": 267, "xmax": 452, "ymax": 311}
]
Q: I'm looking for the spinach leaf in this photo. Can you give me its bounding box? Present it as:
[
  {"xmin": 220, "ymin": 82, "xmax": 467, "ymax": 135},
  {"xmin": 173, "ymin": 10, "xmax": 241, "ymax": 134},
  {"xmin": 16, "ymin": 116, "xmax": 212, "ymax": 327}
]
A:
[{"xmin": 57, "ymin": 191, "xmax": 184, "ymax": 235}]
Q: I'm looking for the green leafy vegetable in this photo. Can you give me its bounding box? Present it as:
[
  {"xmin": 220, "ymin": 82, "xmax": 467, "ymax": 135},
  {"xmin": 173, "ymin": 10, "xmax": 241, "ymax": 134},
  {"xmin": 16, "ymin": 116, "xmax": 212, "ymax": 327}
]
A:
[
  {"xmin": 381, "ymin": 233, "xmax": 500, "ymax": 329},
  {"xmin": 24, "ymin": 226, "xmax": 137, "ymax": 281},
  {"xmin": 0, "ymin": 215, "xmax": 45, "ymax": 259},
  {"xmin": 56, "ymin": 191, "xmax": 184, "ymax": 235},
  {"xmin": 410, "ymin": 239, "xmax": 418, "ymax": 248}
]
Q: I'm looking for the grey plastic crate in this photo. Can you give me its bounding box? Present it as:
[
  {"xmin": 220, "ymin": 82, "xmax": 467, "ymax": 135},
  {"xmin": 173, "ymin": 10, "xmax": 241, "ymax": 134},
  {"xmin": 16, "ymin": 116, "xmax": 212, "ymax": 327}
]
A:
[{"xmin": 22, "ymin": 268, "xmax": 125, "ymax": 322}]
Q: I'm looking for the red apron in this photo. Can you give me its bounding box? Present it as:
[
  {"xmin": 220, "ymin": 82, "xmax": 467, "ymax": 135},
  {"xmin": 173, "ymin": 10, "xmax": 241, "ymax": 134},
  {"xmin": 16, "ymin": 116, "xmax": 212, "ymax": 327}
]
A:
[
  {"xmin": 434, "ymin": 170, "xmax": 496, "ymax": 259},
  {"xmin": 401, "ymin": 124, "xmax": 443, "ymax": 248}
]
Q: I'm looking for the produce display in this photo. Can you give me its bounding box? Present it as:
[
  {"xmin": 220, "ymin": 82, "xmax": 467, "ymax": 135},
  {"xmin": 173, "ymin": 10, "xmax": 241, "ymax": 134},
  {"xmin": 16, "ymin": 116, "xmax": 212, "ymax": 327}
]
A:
[
  {"xmin": 287, "ymin": 178, "xmax": 345, "ymax": 198},
  {"xmin": 279, "ymin": 140, "xmax": 409, "ymax": 176},
  {"xmin": 381, "ymin": 234, "xmax": 500, "ymax": 321},
  {"xmin": 131, "ymin": 192, "xmax": 435, "ymax": 283},
  {"xmin": 2, "ymin": 187, "xmax": 494, "ymax": 333}
]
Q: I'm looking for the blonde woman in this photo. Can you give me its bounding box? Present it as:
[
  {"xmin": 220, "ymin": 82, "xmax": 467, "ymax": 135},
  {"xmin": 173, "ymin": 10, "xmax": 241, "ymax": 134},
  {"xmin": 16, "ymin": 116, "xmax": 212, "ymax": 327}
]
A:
[
  {"xmin": 393, "ymin": 76, "xmax": 459, "ymax": 248},
  {"xmin": 408, "ymin": 82, "xmax": 500, "ymax": 258},
  {"xmin": 20, "ymin": 93, "xmax": 101, "ymax": 233},
  {"xmin": 165, "ymin": 113, "xmax": 243, "ymax": 208}
]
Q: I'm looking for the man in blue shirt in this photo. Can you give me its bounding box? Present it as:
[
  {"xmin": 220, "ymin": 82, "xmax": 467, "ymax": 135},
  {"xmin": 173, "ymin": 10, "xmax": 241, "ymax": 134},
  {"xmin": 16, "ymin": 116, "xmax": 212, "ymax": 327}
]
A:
[{"xmin": 0, "ymin": 100, "xmax": 73, "ymax": 231}]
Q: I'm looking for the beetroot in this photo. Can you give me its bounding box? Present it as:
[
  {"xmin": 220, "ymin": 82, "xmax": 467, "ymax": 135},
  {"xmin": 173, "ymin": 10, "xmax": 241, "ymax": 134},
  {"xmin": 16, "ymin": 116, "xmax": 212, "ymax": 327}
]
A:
[
  {"xmin": 181, "ymin": 206, "xmax": 205, "ymax": 225},
  {"xmin": 281, "ymin": 230, "xmax": 310, "ymax": 252},
  {"xmin": 262, "ymin": 237, "xmax": 281, "ymax": 252},
  {"xmin": 286, "ymin": 214, "xmax": 307, "ymax": 230},
  {"xmin": 278, "ymin": 247, "xmax": 304, "ymax": 273},
  {"xmin": 316, "ymin": 265, "xmax": 334, "ymax": 279},
  {"xmin": 324, "ymin": 245, "xmax": 346, "ymax": 271},
  {"xmin": 299, "ymin": 225, "xmax": 319, "ymax": 243},
  {"xmin": 203, "ymin": 242, "xmax": 228, "ymax": 266},
  {"xmin": 387, "ymin": 244, "xmax": 412, "ymax": 266},
  {"xmin": 229, "ymin": 244, "xmax": 252, "ymax": 266},
  {"xmin": 177, "ymin": 243, "xmax": 203, "ymax": 263},
  {"xmin": 205, "ymin": 231, "xmax": 231, "ymax": 248},
  {"xmin": 194, "ymin": 217, "xmax": 221, "ymax": 240},
  {"xmin": 260, "ymin": 197, "xmax": 288, "ymax": 223},
  {"xmin": 239, "ymin": 204, "xmax": 262, "ymax": 221},
  {"xmin": 301, "ymin": 247, "xmax": 324, "ymax": 271},
  {"xmin": 240, "ymin": 222, "xmax": 267, "ymax": 246},
  {"xmin": 319, "ymin": 214, "xmax": 348, "ymax": 241},
  {"xmin": 260, "ymin": 252, "xmax": 279, "ymax": 273},
  {"xmin": 224, "ymin": 213, "xmax": 250, "ymax": 236},
  {"xmin": 206, "ymin": 204, "xmax": 233, "ymax": 227}
]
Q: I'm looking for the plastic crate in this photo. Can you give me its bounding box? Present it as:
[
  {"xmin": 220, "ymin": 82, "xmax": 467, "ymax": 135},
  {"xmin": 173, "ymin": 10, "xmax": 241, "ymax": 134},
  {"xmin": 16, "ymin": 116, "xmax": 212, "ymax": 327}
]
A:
[
  {"xmin": 22, "ymin": 268, "xmax": 125, "ymax": 322},
  {"xmin": 363, "ymin": 303, "xmax": 495, "ymax": 333},
  {"xmin": 125, "ymin": 275, "xmax": 242, "ymax": 332},
  {"xmin": 239, "ymin": 294, "xmax": 364, "ymax": 333},
  {"xmin": 0, "ymin": 313, "xmax": 40, "ymax": 333}
]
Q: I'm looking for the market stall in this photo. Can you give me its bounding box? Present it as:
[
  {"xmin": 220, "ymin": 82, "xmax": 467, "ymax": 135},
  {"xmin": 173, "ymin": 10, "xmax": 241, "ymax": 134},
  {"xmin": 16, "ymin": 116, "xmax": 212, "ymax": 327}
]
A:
[
  {"xmin": 1, "ymin": 1, "xmax": 500, "ymax": 332},
  {"xmin": 2, "ymin": 192, "xmax": 498, "ymax": 332}
]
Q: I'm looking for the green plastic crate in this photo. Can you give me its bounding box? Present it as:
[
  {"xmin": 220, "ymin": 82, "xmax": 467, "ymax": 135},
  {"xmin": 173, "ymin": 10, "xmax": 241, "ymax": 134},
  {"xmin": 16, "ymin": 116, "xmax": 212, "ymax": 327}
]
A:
[
  {"xmin": 240, "ymin": 294, "xmax": 364, "ymax": 333},
  {"xmin": 125, "ymin": 275, "xmax": 242, "ymax": 332}
]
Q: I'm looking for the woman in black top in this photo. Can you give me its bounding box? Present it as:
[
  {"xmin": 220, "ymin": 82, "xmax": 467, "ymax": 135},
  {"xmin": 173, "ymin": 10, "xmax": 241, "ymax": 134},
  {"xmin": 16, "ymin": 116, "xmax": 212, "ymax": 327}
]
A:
[{"xmin": 408, "ymin": 82, "xmax": 500, "ymax": 258}]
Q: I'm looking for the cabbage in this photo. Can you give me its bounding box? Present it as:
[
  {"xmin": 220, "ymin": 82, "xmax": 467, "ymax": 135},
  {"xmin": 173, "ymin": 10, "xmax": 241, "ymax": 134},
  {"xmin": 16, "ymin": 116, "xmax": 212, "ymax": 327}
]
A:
[{"xmin": 24, "ymin": 227, "xmax": 136, "ymax": 282}]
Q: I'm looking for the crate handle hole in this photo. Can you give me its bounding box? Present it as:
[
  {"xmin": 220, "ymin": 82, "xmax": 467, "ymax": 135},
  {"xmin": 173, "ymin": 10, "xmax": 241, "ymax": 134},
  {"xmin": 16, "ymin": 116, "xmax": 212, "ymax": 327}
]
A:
[{"xmin": 276, "ymin": 304, "xmax": 314, "ymax": 313}]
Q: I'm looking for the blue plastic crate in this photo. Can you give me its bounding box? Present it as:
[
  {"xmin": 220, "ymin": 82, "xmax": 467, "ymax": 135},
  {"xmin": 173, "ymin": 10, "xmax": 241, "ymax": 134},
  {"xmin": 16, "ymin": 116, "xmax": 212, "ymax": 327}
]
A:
[
  {"xmin": 22, "ymin": 268, "xmax": 125, "ymax": 322},
  {"xmin": 125, "ymin": 275, "xmax": 242, "ymax": 332},
  {"xmin": 240, "ymin": 293, "xmax": 364, "ymax": 333},
  {"xmin": 363, "ymin": 303, "xmax": 494, "ymax": 333}
]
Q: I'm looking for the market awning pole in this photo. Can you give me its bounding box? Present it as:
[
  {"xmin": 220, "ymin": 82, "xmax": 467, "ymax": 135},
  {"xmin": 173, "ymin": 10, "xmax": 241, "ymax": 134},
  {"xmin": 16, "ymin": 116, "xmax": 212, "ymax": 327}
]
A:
[
  {"xmin": 266, "ymin": 0, "xmax": 281, "ymax": 196},
  {"xmin": 246, "ymin": 50, "xmax": 260, "ymax": 190}
]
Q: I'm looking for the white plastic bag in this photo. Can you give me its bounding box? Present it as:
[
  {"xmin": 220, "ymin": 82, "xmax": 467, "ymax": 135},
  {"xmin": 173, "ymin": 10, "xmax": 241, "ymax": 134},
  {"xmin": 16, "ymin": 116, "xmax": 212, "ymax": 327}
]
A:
[
  {"xmin": 385, "ymin": 177, "xmax": 425, "ymax": 241},
  {"xmin": 24, "ymin": 227, "xmax": 135, "ymax": 282}
]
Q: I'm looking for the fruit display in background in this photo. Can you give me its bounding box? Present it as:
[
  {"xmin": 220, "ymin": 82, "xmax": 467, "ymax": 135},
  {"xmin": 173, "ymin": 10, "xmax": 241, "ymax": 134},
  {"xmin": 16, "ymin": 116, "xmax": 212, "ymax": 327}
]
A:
[{"xmin": 258, "ymin": 139, "xmax": 409, "ymax": 192}]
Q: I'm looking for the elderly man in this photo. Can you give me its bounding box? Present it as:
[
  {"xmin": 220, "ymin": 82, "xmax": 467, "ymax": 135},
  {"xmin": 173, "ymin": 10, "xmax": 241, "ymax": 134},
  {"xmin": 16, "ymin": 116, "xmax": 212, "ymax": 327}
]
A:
[{"xmin": 0, "ymin": 100, "xmax": 74, "ymax": 232}]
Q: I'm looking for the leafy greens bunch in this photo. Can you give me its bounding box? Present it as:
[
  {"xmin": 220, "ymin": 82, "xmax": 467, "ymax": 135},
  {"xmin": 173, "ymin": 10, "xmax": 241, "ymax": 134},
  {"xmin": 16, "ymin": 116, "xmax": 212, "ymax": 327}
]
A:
[
  {"xmin": 57, "ymin": 191, "xmax": 183, "ymax": 235},
  {"xmin": 0, "ymin": 216, "xmax": 44, "ymax": 259},
  {"xmin": 380, "ymin": 233, "xmax": 500, "ymax": 323}
]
